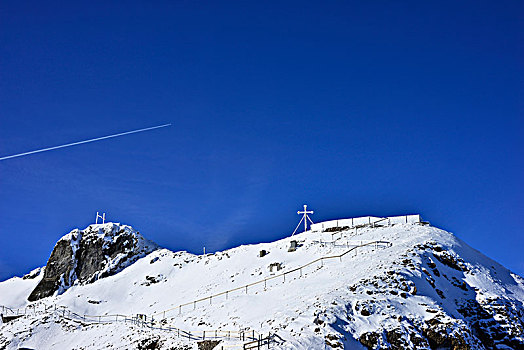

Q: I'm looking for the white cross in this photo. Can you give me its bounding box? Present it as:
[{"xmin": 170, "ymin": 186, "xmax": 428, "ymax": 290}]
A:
[{"xmin": 292, "ymin": 204, "xmax": 314, "ymax": 236}]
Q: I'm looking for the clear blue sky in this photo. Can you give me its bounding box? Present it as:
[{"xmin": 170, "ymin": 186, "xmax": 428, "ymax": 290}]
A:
[{"xmin": 0, "ymin": 1, "xmax": 522, "ymax": 281}]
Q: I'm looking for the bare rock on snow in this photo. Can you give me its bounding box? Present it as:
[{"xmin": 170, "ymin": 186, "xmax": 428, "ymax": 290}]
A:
[{"xmin": 28, "ymin": 223, "xmax": 157, "ymax": 301}]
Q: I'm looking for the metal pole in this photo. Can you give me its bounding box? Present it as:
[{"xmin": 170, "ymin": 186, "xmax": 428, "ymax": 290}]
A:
[{"xmin": 304, "ymin": 213, "xmax": 307, "ymax": 232}]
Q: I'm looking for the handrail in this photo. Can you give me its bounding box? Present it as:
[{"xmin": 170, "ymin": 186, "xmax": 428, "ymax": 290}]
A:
[
  {"xmin": 152, "ymin": 239, "xmax": 391, "ymax": 317},
  {"xmin": 0, "ymin": 304, "xmax": 258, "ymax": 342},
  {"xmin": 1, "ymin": 238, "xmax": 391, "ymax": 345}
]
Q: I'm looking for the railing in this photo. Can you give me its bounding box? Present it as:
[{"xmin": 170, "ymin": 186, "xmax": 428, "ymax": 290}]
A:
[
  {"xmin": 150, "ymin": 239, "xmax": 391, "ymax": 320},
  {"xmin": 311, "ymin": 214, "xmax": 422, "ymax": 232},
  {"xmin": 2, "ymin": 239, "xmax": 390, "ymax": 323},
  {"xmin": 0, "ymin": 304, "xmax": 260, "ymax": 343},
  {"xmin": 1, "ymin": 238, "xmax": 391, "ymax": 348},
  {"xmin": 243, "ymin": 333, "xmax": 275, "ymax": 349}
]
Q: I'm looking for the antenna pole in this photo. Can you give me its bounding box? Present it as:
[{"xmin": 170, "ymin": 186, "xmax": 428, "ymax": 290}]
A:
[
  {"xmin": 96, "ymin": 212, "xmax": 107, "ymax": 224},
  {"xmin": 304, "ymin": 206, "xmax": 307, "ymax": 233}
]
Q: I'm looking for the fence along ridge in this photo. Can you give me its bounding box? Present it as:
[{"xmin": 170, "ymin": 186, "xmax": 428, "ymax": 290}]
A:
[
  {"xmin": 1, "ymin": 304, "xmax": 261, "ymax": 343},
  {"xmin": 1, "ymin": 236, "xmax": 391, "ymax": 344},
  {"xmin": 151, "ymin": 238, "xmax": 391, "ymax": 317},
  {"xmin": 1, "ymin": 238, "xmax": 391, "ymax": 322}
]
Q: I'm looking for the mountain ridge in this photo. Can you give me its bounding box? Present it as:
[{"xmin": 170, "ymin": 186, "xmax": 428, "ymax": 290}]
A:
[{"xmin": 1, "ymin": 217, "xmax": 523, "ymax": 349}]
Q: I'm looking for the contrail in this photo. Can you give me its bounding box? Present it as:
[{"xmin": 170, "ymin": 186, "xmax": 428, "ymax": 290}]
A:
[{"xmin": 0, "ymin": 123, "xmax": 172, "ymax": 161}]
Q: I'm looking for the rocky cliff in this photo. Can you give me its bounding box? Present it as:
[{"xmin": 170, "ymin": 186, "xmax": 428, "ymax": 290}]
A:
[{"xmin": 27, "ymin": 223, "xmax": 157, "ymax": 301}]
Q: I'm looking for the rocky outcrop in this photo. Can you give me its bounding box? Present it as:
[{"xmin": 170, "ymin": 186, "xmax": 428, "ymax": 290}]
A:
[
  {"xmin": 332, "ymin": 240, "xmax": 524, "ymax": 349},
  {"xmin": 28, "ymin": 223, "xmax": 157, "ymax": 301}
]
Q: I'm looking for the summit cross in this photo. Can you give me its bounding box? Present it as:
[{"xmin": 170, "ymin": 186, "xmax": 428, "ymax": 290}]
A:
[{"xmin": 292, "ymin": 204, "xmax": 314, "ymax": 236}]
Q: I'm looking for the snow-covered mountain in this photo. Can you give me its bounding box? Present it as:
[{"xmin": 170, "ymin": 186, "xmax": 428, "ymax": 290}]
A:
[{"xmin": 0, "ymin": 218, "xmax": 523, "ymax": 350}]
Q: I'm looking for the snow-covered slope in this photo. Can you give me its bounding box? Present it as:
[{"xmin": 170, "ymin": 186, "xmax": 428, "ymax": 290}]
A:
[{"xmin": 1, "ymin": 220, "xmax": 523, "ymax": 349}]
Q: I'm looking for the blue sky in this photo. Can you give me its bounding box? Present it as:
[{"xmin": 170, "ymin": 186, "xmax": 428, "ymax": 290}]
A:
[{"xmin": 0, "ymin": 1, "xmax": 522, "ymax": 281}]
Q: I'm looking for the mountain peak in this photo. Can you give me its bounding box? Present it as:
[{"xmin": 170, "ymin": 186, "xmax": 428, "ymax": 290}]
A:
[{"xmin": 27, "ymin": 223, "xmax": 157, "ymax": 301}]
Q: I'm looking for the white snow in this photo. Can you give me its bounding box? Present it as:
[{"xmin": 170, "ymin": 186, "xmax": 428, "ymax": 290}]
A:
[{"xmin": 1, "ymin": 221, "xmax": 522, "ymax": 349}]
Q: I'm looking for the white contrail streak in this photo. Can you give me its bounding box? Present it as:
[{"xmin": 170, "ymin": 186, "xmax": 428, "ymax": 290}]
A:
[{"xmin": 0, "ymin": 123, "xmax": 172, "ymax": 161}]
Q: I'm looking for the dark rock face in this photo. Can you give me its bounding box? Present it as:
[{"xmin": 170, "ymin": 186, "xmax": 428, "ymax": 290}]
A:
[
  {"xmin": 196, "ymin": 340, "xmax": 221, "ymax": 350},
  {"xmin": 28, "ymin": 239, "xmax": 74, "ymax": 301},
  {"xmin": 28, "ymin": 223, "xmax": 157, "ymax": 301},
  {"xmin": 359, "ymin": 332, "xmax": 381, "ymax": 348}
]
